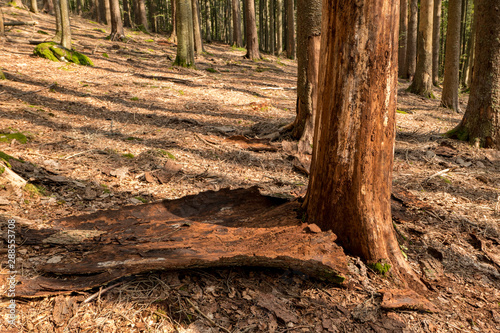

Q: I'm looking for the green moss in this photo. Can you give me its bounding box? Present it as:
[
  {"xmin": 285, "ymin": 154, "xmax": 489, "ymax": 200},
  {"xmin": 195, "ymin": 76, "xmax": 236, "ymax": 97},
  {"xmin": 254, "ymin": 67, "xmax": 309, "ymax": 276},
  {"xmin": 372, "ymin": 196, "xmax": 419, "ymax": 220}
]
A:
[
  {"xmin": 446, "ymin": 126, "xmax": 469, "ymax": 142},
  {"xmin": 0, "ymin": 165, "xmax": 5, "ymax": 174},
  {"xmin": 89, "ymin": 20, "xmax": 99, "ymax": 25},
  {"xmin": 130, "ymin": 97, "xmax": 139, "ymax": 101},
  {"xmin": 126, "ymin": 136, "xmax": 143, "ymax": 141},
  {"xmin": 0, "ymin": 70, "xmax": 5, "ymax": 80},
  {"xmin": 231, "ymin": 45, "xmax": 246, "ymax": 52},
  {"xmin": 368, "ymin": 262, "xmax": 392, "ymax": 275},
  {"xmin": 102, "ymin": 52, "xmax": 109, "ymax": 58},
  {"xmin": 145, "ymin": 39, "xmax": 154, "ymax": 43},
  {"xmin": 34, "ymin": 42, "xmax": 94, "ymax": 66},
  {"xmin": 396, "ymin": 109, "xmax": 408, "ymax": 114},
  {"xmin": 93, "ymin": 28, "xmax": 106, "ymax": 33},
  {"xmin": 205, "ymin": 67, "xmax": 217, "ymax": 73},
  {"xmin": 122, "ymin": 153, "xmax": 135, "ymax": 159},
  {"xmin": 134, "ymin": 196, "xmax": 148, "ymax": 203},
  {"xmin": 0, "ymin": 131, "xmax": 28, "ymax": 144},
  {"xmin": 24, "ymin": 183, "xmax": 47, "ymax": 197},
  {"xmin": 439, "ymin": 176, "xmax": 452, "ymax": 184}
]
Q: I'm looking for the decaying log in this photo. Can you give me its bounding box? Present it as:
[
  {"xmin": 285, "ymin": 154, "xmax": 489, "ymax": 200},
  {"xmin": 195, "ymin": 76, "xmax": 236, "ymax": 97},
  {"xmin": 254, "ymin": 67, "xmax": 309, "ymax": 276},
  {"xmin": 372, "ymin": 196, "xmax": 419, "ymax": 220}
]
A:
[
  {"xmin": 10, "ymin": 187, "xmax": 347, "ymax": 297},
  {"xmin": 0, "ymin": 160, "xmax": 27, "ymax": 189}
]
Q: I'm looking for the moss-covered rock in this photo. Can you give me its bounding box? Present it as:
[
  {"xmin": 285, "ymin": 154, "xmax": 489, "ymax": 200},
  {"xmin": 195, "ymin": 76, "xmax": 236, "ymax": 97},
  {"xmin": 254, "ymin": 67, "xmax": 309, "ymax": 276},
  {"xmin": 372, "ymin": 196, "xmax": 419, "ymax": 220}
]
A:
[{"xmin": 34, "ymin": 42, "xmax": 94, "ymax": 66}]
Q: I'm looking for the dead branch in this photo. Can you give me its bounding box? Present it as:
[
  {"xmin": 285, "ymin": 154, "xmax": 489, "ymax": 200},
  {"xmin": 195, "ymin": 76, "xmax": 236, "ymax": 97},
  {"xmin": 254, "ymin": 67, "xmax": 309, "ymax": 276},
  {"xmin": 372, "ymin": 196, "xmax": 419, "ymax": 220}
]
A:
[
  {"xmin": 423, "ymin": 167, "xmax": 458, "ymax": 183},
  {"xmin": 4, "ymin": 20, "xmax": 38, "ymax": 26},
  {"xmin": 0, "ymin": 160, "xmax": 27, "ymax": 189}
]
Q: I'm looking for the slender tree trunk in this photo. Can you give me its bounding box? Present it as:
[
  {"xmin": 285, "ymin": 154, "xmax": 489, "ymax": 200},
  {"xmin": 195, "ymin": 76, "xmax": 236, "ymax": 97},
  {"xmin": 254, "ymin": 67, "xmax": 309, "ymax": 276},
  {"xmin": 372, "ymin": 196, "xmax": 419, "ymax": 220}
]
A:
[
  {"xmin": 244, "ymin": 0, "xmax": 260, "ymax": 59},
  {"xmin": 204, "ymin": 0, "xmax": 211, "ymax": 41},
  {"xmin": 43, "ymin": 0, "xmax": 54, "ymax": 14},
  {"xmin": 404, "ymin": 0, "xmax": 418, "ymax": 79},
  {"xmin": 269, "ymin": 0, "xmax": 275, "ymax": 54},
  {"xmin": 398, "ymin": 0, "xmax": 408, "ymax": 77},
  {"xmin": 275, "ymin": 0, "xmax": 282, "ymax": 55},
  {"xmin": 432, "ymin": 0, "xmax": 441, "ymax": 85},
  {"xmin": 192, "ymin": 0, "xmax": 204, "ymax": 53},
  {"xmin": 285, "ymin": 0, "xmax": 294, "ymax": 59},
  {"xmin": 98, "ymin": 0, "xmax": 111, "ymax": 25},
  {"xmin": 60, "ymin": 0, "xmax": 72, "ymax": 49},
  {"xmin": 441, "ymin": 0, "xmax": 462, "ymax": 112},
  {"xmin": 109, "ymin": 0, "xmax": 124, "ymax": 40},
  {"xmin": 54, "ymin": 0, "xmax": 63, "ymax": 42},
  {"xmin": 232, "ymin": 0, "xmax": 242, "ymax": 46},
  {"xmin": 449, "ymin": 0, "xmax": 500, "ymax": 148},
  {"xmin": 136, "ymin": 0, "xmax": 149, "ymax": 31},
  {"xmin": 305, "ymin": 0, "xmax": 425, "ymax": 291},
  {"xmin": 174, "ymin": 0, "xmax": 195, "ymax": 67},
  {"xmin": 76, "ymin": 0, "xmax": 82, "ymax": 14},
  {"xmin": 30, "ymin": 0, "xmax": 39, "ymax": 13},
  {"xmin": 171, "ymin": 0, "xmax": 177, "ymax": 42},
  {"xmin": 288, "ymin": 0, "xmax": 321, "ymax": 151},
  {"xmin": 259, "ymin": 0, "xmax": 264, "ymax": 49},
  {"xmin": 123, "ymin": 0, "xmax": 132, "ymax": 27},
  {"xmin": 464, "ymin": 5, "xmax": 476, "ymax": 88},
  {"xmin": 408, "ymin": 0, "xmax": 434, "ymax": 98}
]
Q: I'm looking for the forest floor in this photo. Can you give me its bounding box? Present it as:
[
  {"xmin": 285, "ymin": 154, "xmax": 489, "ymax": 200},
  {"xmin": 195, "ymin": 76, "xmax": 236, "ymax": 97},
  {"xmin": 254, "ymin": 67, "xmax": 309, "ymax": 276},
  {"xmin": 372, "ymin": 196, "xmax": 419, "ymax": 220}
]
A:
[{"xmin": 1, "ymin": 5, "xmax": 500, "ymax": 333}]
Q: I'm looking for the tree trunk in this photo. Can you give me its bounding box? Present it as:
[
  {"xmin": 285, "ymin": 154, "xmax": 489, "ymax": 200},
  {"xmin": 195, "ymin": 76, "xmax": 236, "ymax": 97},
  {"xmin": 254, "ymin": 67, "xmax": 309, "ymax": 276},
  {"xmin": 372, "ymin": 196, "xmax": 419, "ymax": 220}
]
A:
[
  {"xmin": 192, "ymin": 0, "xmax": 204, "ymax": 53},
  {"xmin": 232, "ymin": 0, "xmax": 242, "ymax": 46},
  {"xmin": 171, "ymin": 0, "xmax": 177, "ymax": 42},
  {"xmin": 53, "ymin": 0, "xmax": 62, "ymax": 42},
  {"xmin": 136, "ymin": 0, "xmax": 149, "ymax": 31},
  {"xmin": 464, "ymin": 5, "xmax": 476, "ymax": 88},
  {"xmin": 288, "ymin": 0, "xmax": 321, "ymax": 150},
  {"xmin": 285, "ymin": 0, "xmax": 294, "ymax": 59},
  {"xmin": 259, "ymin": 0, "xmax": 264, "ymax": 49},
  {"xmin": 43, "ymin": 0, "xmax": 54, "ymax": 15},
  {"xmin": 109, "ymin": 0, "xmax": 124, "ymax": 40},
  {"xmin": 408, "ymin": 0, "xmax": 434, "ymax": 98},
  {"xmin": 404, "ymin": 0, "xmax": 418, "ymax": 79},
  {"xmin": 30, "ymin": 0, "xmax": 39, "ymax": 13},
  {"xmin": 244, "ymin": 0, "xmax": 260, "ymax": 59},
  {"xmin": 432, "ymin": 0, "xmax": 441, "ymax": 85},
  {"xmin": 305, "ymin": 0, "xmax": 425, "ymax": 291},
  {"xmin": 449, "ymin": 0, "xmax": 500, "ymax": 148},
  {"xmin": 174, "ymin": 0, "xmax": 195, "ymax": 67},
  {"xmin": 60, "ymin": 0, "xmax": 72, "ymax": 49},
  {"xmin": 398, "ymin": 0, "xmax": 408, "ymax": 77},
  {"xmin": 98, "ymin": 0, "xmax": 110, "ymax": 24},
  {"xmin": 204, "ymin": 0, "xmax": 211, "ymax": 42},
  {"xmin": 441, "ymin": 0, "xmax": 462, "ymax": 112},
  {"xmin": 269, "ymin": 0, "xmax": 275, "ymax": 54},
  {"xmin": 123, "ymin": 0, "xmax": 131, "ymax": 27},
  {"xmin": 275, "ymin": 0, "xmax": 282, "ymax": 55}
]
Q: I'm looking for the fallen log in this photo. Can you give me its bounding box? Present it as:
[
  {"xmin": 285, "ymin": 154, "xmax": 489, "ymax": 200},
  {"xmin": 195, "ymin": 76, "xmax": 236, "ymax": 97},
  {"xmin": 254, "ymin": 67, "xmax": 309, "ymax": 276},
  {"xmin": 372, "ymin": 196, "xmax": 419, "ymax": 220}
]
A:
[
  {"xmin": 9, "ymin": 187, "xmax": 347, "ymax": 297},
  {"xmin": 4, "ymin": 20, "xmax": 38, "ymax": 26}
]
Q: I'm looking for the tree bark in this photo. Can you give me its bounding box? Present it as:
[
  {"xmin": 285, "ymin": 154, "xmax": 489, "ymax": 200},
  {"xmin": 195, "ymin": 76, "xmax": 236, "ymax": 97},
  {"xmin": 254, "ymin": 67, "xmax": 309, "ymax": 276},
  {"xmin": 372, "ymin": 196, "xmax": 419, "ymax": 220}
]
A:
[
  {"xmin": 123, "ymin": 0, "xmax": 131, "ymax": 27},
  {"xmin": 285, "ymin": 0, "xmax": 294, "ymax": 59},
  {"xmin": 269, "ymin": 0, "xmax": 275, "ymax": 54},
  {"xmin": 305, "ymin": 0, "xmax": 425, "ymax": 290},
  {"xmin": 232, "ymin": 0, "xmax": 242, "ymax": 46},
  {"xmin": 30, "ymin": 0, "xmax": 39, "ymax": 13},
  {"xmin": 408, "ymin": 0, "xmax": 434, "ymax": 98},
  {"xmin": 53, "ymin": 0, "xmax": 62, "ymax": 43},
  {"xmin": 60, "ymin": 0, "xmax": 72, "ymax": 49},
  {"xmin": 174, "ymin": 0, "xmax": 195, "ymax": 67},
  {"xmin": 192, "ymin": 0, "xmax": 204, "ymax": 53},
  {"xmin": 43, "ymin": 0, "xmax": 54, "ymax": 15},
  {"xmin": 432, "ymin": 0, "xmax": 442, "ymax": 85},
  {"xmin": 275, "ymin": 0, "xmax": 282, "ymax": 55},
  {"xmin": 461, "ymin": 0, "xmax": 475, "ymax": 88},
  {"xmin": 109, "ymin": 0, "xmax": 124, "ymax": 40},
  {"xmin": 171, "ymin": 0, "xmax": 177, "ymax": 42},
  {"xmin": 404, "ymin": 0, "xmax": 418, "ymax": 79},
  {"xmin": 204, "ymin": 0, "xmax": 211, "ymax": 42},
  {"xmin": 135, "ymin": 0, "xmax": 149, "ymax": 31},
  {"xmin": 244, "ymin": 0, "xmax": 259, "ymax": 59},
  {"xmin": 98, "ymin": 0, "xmax": 110, "ymax": 25},
  {"xmin": 441, "ymin": 0, "xmax": 462, "ymax": 112},
  {"xmin": 449, "ymin": 0, "xmax": 500, "ymax": 148},
  {"xmin": 288, "ymin": 0, "xmax": 321, "ymax": 151},
  {"xmin": 398, "ymin": 0, "xmax": 408, "ymax": 77}
]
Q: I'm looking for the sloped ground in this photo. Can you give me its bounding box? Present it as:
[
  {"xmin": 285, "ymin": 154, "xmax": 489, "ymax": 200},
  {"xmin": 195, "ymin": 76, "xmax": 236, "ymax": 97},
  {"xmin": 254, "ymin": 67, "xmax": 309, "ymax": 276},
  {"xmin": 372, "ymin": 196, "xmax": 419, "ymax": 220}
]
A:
[{"xmin": 1, "ymin": 4, "xmax": 499, "ymax": 333}]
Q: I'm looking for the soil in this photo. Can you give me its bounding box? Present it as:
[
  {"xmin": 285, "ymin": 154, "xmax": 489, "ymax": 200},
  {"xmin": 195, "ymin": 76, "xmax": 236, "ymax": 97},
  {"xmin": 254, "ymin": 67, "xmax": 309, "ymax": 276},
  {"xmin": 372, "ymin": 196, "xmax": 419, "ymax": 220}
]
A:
[{"xmin": 1, "ymin": 5, "xmax": 500, "ymax": 333}]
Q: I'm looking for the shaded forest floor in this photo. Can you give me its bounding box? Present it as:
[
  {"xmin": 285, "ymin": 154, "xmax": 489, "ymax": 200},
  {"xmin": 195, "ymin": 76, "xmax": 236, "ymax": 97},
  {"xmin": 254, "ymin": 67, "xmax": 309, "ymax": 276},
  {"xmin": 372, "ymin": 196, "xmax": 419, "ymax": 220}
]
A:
[{"xmin": 1, "ymin": 5, "xmax": 500, "ymax": 333}]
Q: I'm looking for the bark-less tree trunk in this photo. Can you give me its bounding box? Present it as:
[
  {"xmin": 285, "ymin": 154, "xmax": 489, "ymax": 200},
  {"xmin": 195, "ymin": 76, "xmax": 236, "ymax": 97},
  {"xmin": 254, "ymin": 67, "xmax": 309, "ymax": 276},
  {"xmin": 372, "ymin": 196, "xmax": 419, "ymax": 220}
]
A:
[
  {"xmin": 398, "ymin": 0, "xmax": 408, "ymax": 77},
  {"xmin": 408, "ymin": 0, "xmax": 434, "ymax": 98},
  {"xmin": 432, "ymin": 0, "xmax": 442, "ymax": 85},
  {"xmin": 305, "ymin": 0, "xmax": 425, "ymax": 291},
  {"xmin": 287, "ymin": 0, "xmax": 321, "ymax": 152},
  {"xmin": 174, "ymin": 0, "xmax": 195, "ymax": 67},
  {"xmin": 404, "ymin": 0, "xmax": 418, "ymax": 79},
  {"xmin": 232, "ymin": 0, "xmax": 242, "ymax": 46},
  {"xmin": 449, "ymin": 0, "xmax": 500, "ymax": 148},
  {"xmin": 244, "ymin": 0, "xmax": 259, "ymax": 59},
  {"xmin": 285, "ymin": 0, "xmax": 294, "ymax": 59},
  {"xmin": 192, "ymin": 0, "xmax": 204, "ymax": 53},
  {"xmin": 109, "ymin": 0, "xmax": 124, "ymax": 40},
  {"xmin": 30, "ymin": 0, "xmax": 38, "ymax": 13},
  {"xmin": 441, "ymin": 0, "xmax": 462, "ymax": 112},
  {"xmin": 60, "ymin": 0, "xmax": 72, "ymax": 49}
]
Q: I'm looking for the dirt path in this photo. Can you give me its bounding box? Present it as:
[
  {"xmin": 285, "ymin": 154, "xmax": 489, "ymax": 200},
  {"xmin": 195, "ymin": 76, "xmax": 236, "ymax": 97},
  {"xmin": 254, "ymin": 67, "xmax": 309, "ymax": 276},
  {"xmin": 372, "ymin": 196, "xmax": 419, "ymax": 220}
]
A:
[{"xmin": 1, "ymin": 5, "xmax": 499, "ymax": 333}]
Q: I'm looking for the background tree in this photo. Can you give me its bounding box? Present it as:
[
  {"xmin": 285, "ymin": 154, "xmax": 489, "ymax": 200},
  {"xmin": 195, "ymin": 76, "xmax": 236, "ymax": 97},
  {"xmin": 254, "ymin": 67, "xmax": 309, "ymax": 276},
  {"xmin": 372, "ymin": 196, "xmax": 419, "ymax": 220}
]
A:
[
  {"xmin": 135, "ymin": 0, "xmax": 149, "ymax": 31},
  {"xmin": 30, "ymin": 0, "xmax": 39, "ymax": 13},
  {"xmin": 449, "ymin": 0, "xmax": 500, "ymax": 148},
  {"xmin": 398, "ymin": 0, "xmax": 408, "ymax": 76},
  {"xmin": 285, "ymin": 0, "xmax": 294, "ymax": 59},
  {"xmin": 404, "ymin": 0, "xmax": 418, "ymax": 79},
  {"xmin": 232, "ymin": 0, "xmax": 242, "ymax": 47},
  {"xmin": 174, "ymin": 0, "xmax": 195, "ymax": 67},
  {"xmin": 244, "ymin": 0, "xmax": 259, "ymax": 59},
  {"xmin": 432, "ymin": 0, "xmax": 442, "ymax": 85},
  {"xmin": 286, "ymin": 0, "xmax": 321, "ymax": 153},
  {"xmin": 275, "ymin": 0, "xmax": 282, "ymax": 54},
  {"xmin": 192, "ymin": 0, "xmax": 204, "ymax": 53},
  {"xmin": 408, "ymin": 0, "xmax": 434, "ymax": 97},
  {"xmin": 441, "ymin": 0, "xmax": 462, "ymax": 112},
  {"xmin": 60, "ymin": 0, "xmax": 72, "ymax": 49},
  {"xmin": 109, "ymin": 0, "xmax": 125, "ymax": 40},
  {"xmin": 98, "ymin": 0, "xmax": 111, "ymax": 24},
  {"xmin": 305, "ymin": 0, "xmax": 424, "ymax": 289}
]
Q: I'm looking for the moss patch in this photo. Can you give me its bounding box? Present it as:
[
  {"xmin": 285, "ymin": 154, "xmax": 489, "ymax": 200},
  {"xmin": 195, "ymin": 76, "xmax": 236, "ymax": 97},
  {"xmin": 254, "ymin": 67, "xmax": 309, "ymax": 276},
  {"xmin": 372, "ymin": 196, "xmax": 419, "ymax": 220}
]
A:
[
  {"xmin": 0, "ymin": 131, "xmax": 28, "ymax": 144},
  {"xmin": 368, "ymin": 262, "xmax": 391, "ymax": 275},
  {"xmin": 0, "ymin": 70, "xmax": 6, "ymax": 80},
  {"xmin": 34, "ymin": 43, "xmax": 94, "ymax": 66},
  {"xmin": 446, "ymin": 126, "xmax": 469, "ymax": 142},
  {"xmin": 24, "ymin": 183, "xmax": 47, "ymax": 197}
]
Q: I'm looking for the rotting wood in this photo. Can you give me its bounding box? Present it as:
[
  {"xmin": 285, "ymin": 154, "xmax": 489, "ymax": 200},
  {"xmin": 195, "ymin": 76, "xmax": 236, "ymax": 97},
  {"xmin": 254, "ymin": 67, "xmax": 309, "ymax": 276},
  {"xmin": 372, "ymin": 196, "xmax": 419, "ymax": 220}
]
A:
[{"xmin": 10, "ymin": 187, "xmax": 347, "ymax": 297}]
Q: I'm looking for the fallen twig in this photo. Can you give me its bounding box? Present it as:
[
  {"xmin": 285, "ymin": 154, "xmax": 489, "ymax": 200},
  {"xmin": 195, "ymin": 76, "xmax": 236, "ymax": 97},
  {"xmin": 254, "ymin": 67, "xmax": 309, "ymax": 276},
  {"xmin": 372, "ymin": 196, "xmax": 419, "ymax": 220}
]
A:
[
  {"xmin": 82, "ymin": 281, "xmax": 124, "ymax": 304},
  {"xmin": 63, "ymin": 149, "xmax": 96, "ymax": 160},
  {"xmin": 424, "ymin": 167, "xmax": 458, "ymax": 183}
]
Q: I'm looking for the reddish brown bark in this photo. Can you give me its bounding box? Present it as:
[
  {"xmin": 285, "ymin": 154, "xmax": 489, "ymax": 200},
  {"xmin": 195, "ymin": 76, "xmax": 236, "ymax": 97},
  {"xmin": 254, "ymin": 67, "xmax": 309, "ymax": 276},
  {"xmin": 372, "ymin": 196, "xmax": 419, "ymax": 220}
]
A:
[
  {"xmin": 109, "ymin": 0, "xmax": 124, "ymax": 40},
  {"xmin": 305, "ymin": 0, "xmax": 425, "ymax": 290},
  {"xmin": 244, "ymin": 0, "xmax": 260, "ymax": 59}
]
